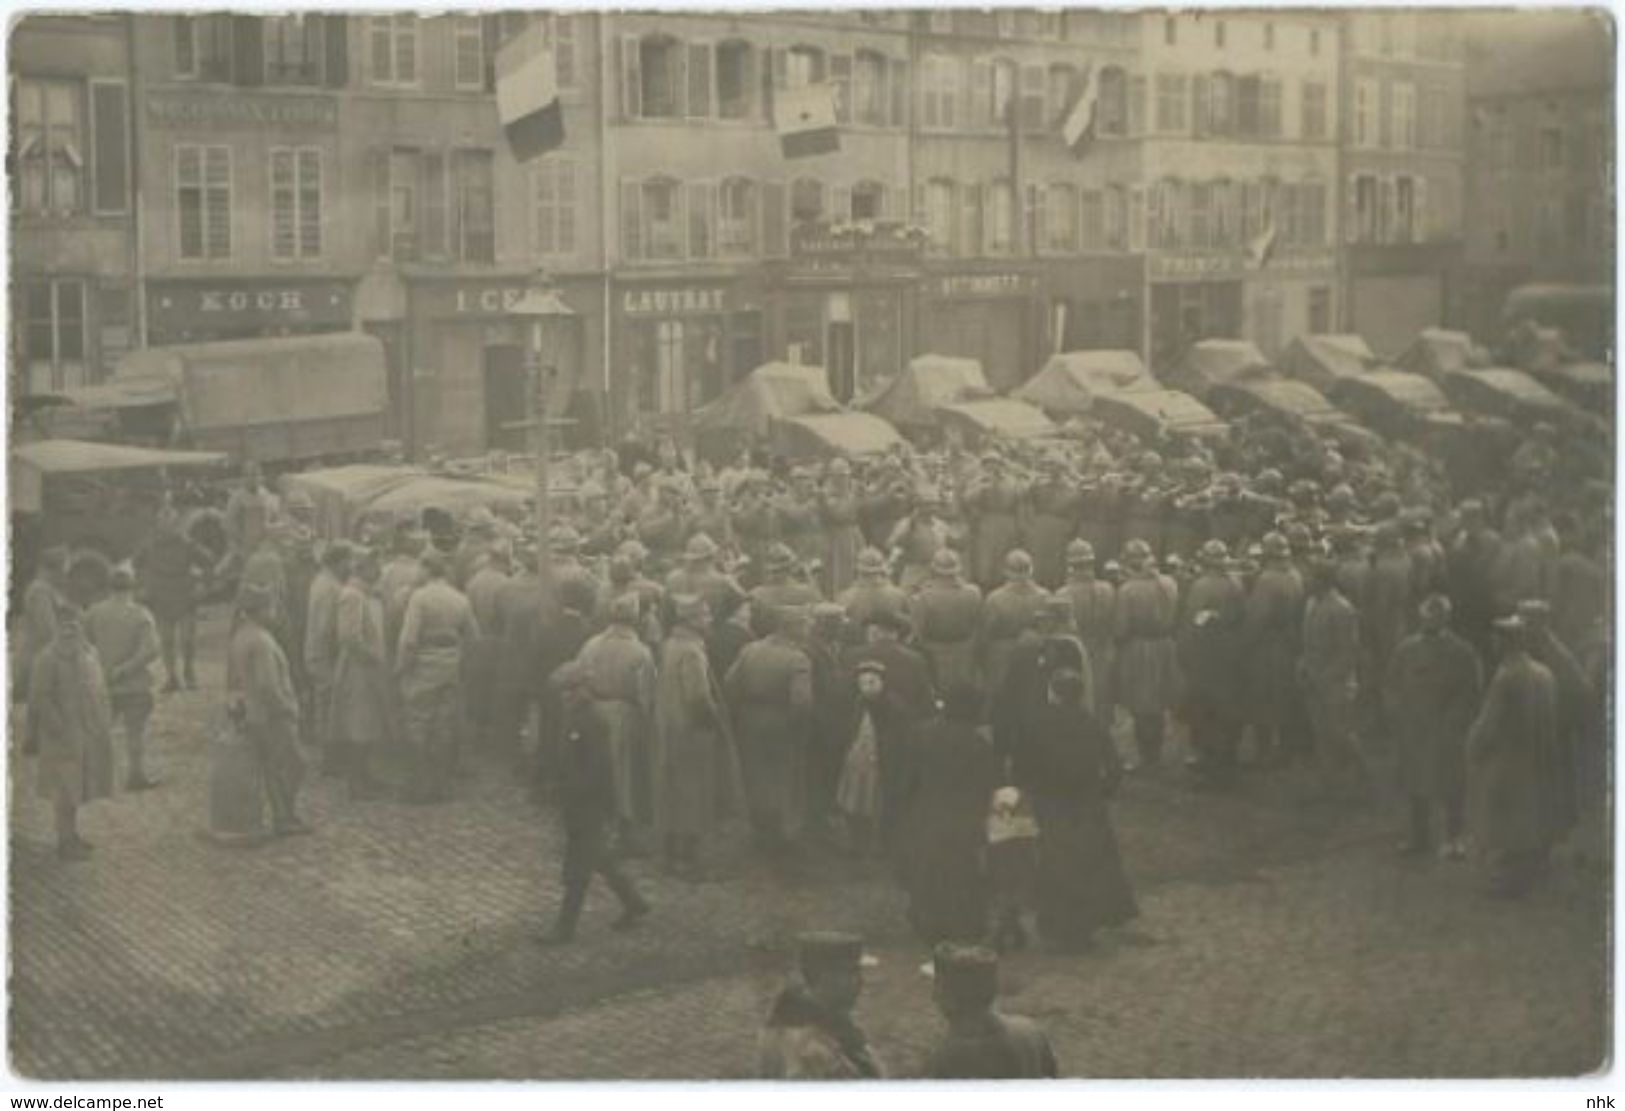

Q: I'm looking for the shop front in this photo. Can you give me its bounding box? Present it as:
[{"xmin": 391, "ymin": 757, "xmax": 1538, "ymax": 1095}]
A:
[
  {"xmin": 1148, "ymin": 250, "xmax": 1336, "ymax": 369},
  {"xmin": 1041, "ymin": 256, "xmax": 1146, "ymax": 360},
  {"xmin": 407, "ymin": 276, "xmax": 592, "ymax": 457},
  {"xmin": 613, "ymin": 277, "xmax": 763, "ymax": 433},
  {"xmin": 1347, "ymin": 242, "xmax": 1462, "ymax": 360},
  {"xmin": 145, "ymin": 276, "xmax": 356, "ymax": 347},
  {"xmin": 918, "ymin": 268, "xmax": 1044, "ymax": 392}
]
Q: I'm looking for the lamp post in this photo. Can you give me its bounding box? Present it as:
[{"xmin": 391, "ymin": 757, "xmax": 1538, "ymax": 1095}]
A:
[{"xmin": 507, "ymin": 276, "xmax": 576, "ymax": 582}]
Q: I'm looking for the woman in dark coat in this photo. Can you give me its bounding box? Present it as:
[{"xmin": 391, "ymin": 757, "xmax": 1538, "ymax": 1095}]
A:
[
  {"xmin": 1018, "ymin": 670, "xmax": 1137, "ymax": 952},
  {"xmin": 896, "ymin": 685, "xmax": 1003, "ymax": 945}
]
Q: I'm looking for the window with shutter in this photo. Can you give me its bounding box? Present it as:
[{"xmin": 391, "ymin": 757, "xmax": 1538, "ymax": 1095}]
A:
[
  {"xmin": 453, "ymin": 16, "xmax": 485, "ymax": 91},
  {"xmin": 637, "ymin": 35, "xmax": 686, "ymax": 118},
  {"xmin": 717, "ymin": 41, "xmax": 754, "ymax": 120},
  {"xmin": 962, "ymin": 184, "xmax": 983, "ymax": 256},
  {"xmin": 830, "ymin": 54, "xmax": 853, "ymax": 124},
  {"xmin": 621, "ymin": 36, "xmax": 642, "ymax": 119},
  {"xmin": 1127, "ymin": 75, "xmax": 1146, "ymax": 136},
  {"xmin": 175, "ymin": 143, "xmax": 232, "ymax": 259},
  {"xmin": 1192, "ymin": 75, "xmax": 1210, "ymax": 137},
  {"xmin": 419, "ymin": 150, "xmax": 445, "ymax": 260},
  {"xmin": 174, "ymin": 17, "xmax": 197, "ymax": 78},
  {"xmin": 621, "ymin": 178, "xmax": 643, "ymax": 260},
  {"xmin": 1021, "ymin": 64, "xmax": 1045, "ymax": 131},
  {"xmin": 233, "ymin": 16, "xmax": 265, "ymax": 86},
  {"xmin": 90, "ymin": 80, "xmax": 127, "ymax": 216},
  {"xmin": 323, "ymin": 15, "xmax": 348, "ymax": 87},
  {"xmin": 687, "ymin": 42, "xmax": 713, "ymax": 119},
  {"xmin": 453, "ymin": 150, "xmax": 494, "ymax": 263},
  {"xmin": 761, "ymin": 181, "xmax": 787, "ymax": 256},
  {"xmin": 970, "ymin": 61, "xmax": 992, "ymax": 129}
]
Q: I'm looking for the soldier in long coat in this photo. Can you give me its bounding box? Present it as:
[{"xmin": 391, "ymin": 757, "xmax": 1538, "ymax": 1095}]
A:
[
  {"xmin": 757, "ymin": 933, "xmax": 884, "ymax": 1080},
  {"xmin": 14, "ymin": 546, "xmax": 68, "ymax": 704},
  {"xmin": 1114, "ymin": 540, "xmax": 1180, "ymax": 771},
  {"xmin": 1244, "ymin": 532, "xmax": 1306, "ymax": 765},
  {"xmin": 1386, "ymin": 594, "xmax": 1482, "ymax": 857},
  {"xmin": 911, "ymin": 549, "xmax": 984, "ymax": 698},
  {"xmin": 836, "ymin": 548, "xmax": 909, "ymax": 643},
  {"xmin": 227, "ymin": 585, "xmax": 308, "ymax": 836},
  {"xmin": 303, "ymin": 541, "xmax": 351, "ymax": 765},
  {"xmin": 1468, "ymin": 615, "xmax": 1560, "ymax": 898},
  {"xmin": 979, "ymin": 550, "xmax": 1050, "ymax": 700},
  {"xmin": 888, "ymin": 495, "xmax": 950, "ymax": 592},
  {"xmin": 963, "ymin": 456, "xmax": 1024, "ymax": 589},
  {"xmin": 134, "ymin": 503, "xmax": 212, "ymax": 691},
  {"xmin": 749, "ymin": 544, "xmax": 824, "ymax": 637},
  {"xmin": 726, "ymin": 605, "xmax": 815, "ymax": 851},
  {"xmin": 926, "ymin": 945, "xmax": 1059, "ymax": 1079},
  {"xmin": 85, "ymin": 566, "xmax": 161, "ymax": 791},
  {"xmin": 378, "ymin": 527, "xmax": 426, "ymax": 664},
  {"xmin": 1025, "ymin": 457, "xmax": 1082, "ymax": 589},
  {"xmin": 664, "ymin": 533, "xmax": 746, "ymax": 626},
  {"xmin": 575, "ymin": 594, "xmax": 659, "ymax": 839},
  {"xmin": 776, "ymin": 469, "xmax": 825, "ymax": 571},
  {"xmin": 1059, "ymin": 540, "xmax": 1116, "ymax": 726},
  {"xmin": 819, "ymin": 459, "xmax": 867, "ymax": 598},
  {"xmin": 1299, "ymin": 561, "xmax": 1364, "ymax": 801},
  {"xmin": 1363, "ymin": 523, "xmax": 1415, "ymax": 733},
  {"xmin": 27, "ymin": 609, "xmax": 114, "ymax": 860},
  {"xmin": 1178, "ymin": 540, "xmax": 1246, "ymax": 787},
  {"xmin": 1446, "ymin": 499, "xmax": 1504, "ymax": 659},
  {"xmin": 331, "ymin": 550, "xmax": 391, "ymax": 800},
  {"xmin": 223, "ymin": 463, "xmax": 277, "ymax": 569},
  {"xmin": 395, "ymin": 551, "xmax": 480, "ymax": 804},
  {"xmin": 1519, "ymin": 598, "xmax": 1591, "ymax": 844},
  {"xmin": 654, "ymin": 596, "xmax": 743, "ymax": 875}
]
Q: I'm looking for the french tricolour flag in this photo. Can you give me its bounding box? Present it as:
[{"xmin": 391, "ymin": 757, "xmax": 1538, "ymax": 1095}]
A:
[
  {"xmin": 775, "ymin": 83, "xmax": 841, "ymax": 159},
  {"xmin": 1246, "ymin": 222, "xmax": 1278, "ymax": 269},
  {"xmin": 496, "ymin": 22, "xmax": 564, "ymax": 163},
  {"xmin": 1061, "ymin": 66, "xmax": 1098, "ymax": 159}
]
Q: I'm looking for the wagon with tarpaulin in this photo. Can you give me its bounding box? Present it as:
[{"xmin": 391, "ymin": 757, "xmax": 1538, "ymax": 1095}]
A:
[
  {"xmin": 33, "ymin": 333, "xmax": 390, "ymax": 466},
  {"xmin": 1013, "ymin": 349, "xmax": 1155, "ymax": 416},
  {"xmin": 1088, "ymin": 388, "xmax": 1230, "ymax": 444},
  {"xmin": 279, "ymin": 464, "xmax": 552, "ymax": 545},
  {"xmin": 1279, "ymin": 333, "xmax": 1379, "ymax": 394},
  {"xmin": 770, "ymin": 412, "xmax": 906, "ymax": 461},
  {"xmin": 861, "ymin": 354, "xmax": 992, "ymax": 435},
  {"xmin": 691, "ymin": 362, "xmax": 842, "ymax": 462},
  {"xmin": 1163, "ymin": 338, "xmax": 1271, "ymax": 399},
  {"xmin": 1395, "ymin": 328, "xmax": 1491, "ymax": 379},
  {"xmin": 1529, "ymin": 360, "xmax": 1613, "ymax": 410},
  {"xmin": 1438, "ymin": 367, "xmax": 1587, "ymax": 431}
]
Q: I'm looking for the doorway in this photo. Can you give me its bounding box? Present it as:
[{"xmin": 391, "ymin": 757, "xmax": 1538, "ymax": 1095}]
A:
[{"xmin": 483, "ymin": 343, "xmax": 528, "ymax": 451}]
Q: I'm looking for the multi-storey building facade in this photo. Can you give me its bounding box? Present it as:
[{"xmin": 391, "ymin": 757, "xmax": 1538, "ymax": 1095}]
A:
[
  {"xmin": 11, "ymin": 15, "xmax": 138, "ymax": 394},
  {"xmin": 130, "ymin": 12, "xmax": 598, "ymax": 455},
  {"xmin": 19, "ymin": 12, "xmax": 1508, "ymax": 454},
  {"xmin": 1339, "ymin": 10, "xmax": 1467, "ymax": 357},
  {"xmin": 1460, "ymin": 9, "xmax": 1611, "ymax": 342},
  {"xmin": 1137, "ymin": 11, "xmax": 1342, "ymax": 367}
]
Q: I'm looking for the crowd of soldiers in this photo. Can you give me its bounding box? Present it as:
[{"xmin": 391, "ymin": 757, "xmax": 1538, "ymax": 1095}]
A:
[{"xmin": 10, "ymin": 401, "xmax": 1611, "ymax": 1068}]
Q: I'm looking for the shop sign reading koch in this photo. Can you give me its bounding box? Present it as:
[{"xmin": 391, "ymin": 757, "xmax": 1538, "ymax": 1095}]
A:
[
  {"xmin": 146, "ymin": 92, "xmax": 338, "ymax": 130},
  {"xmin": 148, "ymin": 279, "xmax": 352, "ymax": 333}
]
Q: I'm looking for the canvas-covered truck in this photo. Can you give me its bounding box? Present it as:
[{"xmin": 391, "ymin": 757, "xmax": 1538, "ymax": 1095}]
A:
[{"xmin": 24, "ymin": 333, "xmax": 389, "ymax": 466}]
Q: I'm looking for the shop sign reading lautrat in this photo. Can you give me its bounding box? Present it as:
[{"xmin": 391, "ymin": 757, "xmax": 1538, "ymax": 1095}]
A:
[{"xmin": 620, "ymin": 287, "xmax": 729, "ymax": 315}]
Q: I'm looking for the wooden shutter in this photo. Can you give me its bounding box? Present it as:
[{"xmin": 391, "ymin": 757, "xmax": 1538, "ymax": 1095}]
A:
[
  {"xmin": 620, "ymin": 35, "xmax": 641, "ymax": 120},
  {"xmin": 970, "ymin": 60, "xmax": 991, "ymax": 127},
  {"xmin": 422, "ymin": 150, "xmax": 447, "ymax": 260},
  {"xmin": 890, "ymin": 59, "xmax": 907, "ymax": 126},
  {"xmin": 1344, "ymin": 174, "xmax": 1360, "ymax": 244},
  {"xmin": 1413, "ymin": 175, "xmax": 1428, "ymax": 243},
  {"xmin": 90, "ymin": 81, "xmax": 129, "ymax": 216},
  {"xmin": 830, "ymin": 53, "xmax": 852, "ymax": 124},
  {"xmin": 367, "ymin": 147, "xmax": 390, "ymax": 258},
  {"xmin": 963, "ymin": 183, "xmax": 983, "ymax": 254},
  {"xmin": 1191, "ymin": 75, "xmax": 1209, "ymax": 137},
  {"xmin": 233, "ymin": 15, "xmax": 265, "ymax": 85},
  {"xmin": 831, "ymin": 184, "xmax": 851, "ymax": 223},
  {"xmin": 761, "ymin": 180, "xmax": 787, "ymax": 256},
  {"xmin": 323, "ymin": 15, "xmax": 349, "ymax": 87},
  {"xmin": 687, "ymin": 42, "xmax": 712, "ymax": 119},
  {"xmin": 621, "ymin": 177, "xmax": 643, "ymax": 260},
  {"xmin": 1029, "ymin": 184, "xmax": 1045, "ymax": 251},
  {"xmin": 686, "ymin": 180, "xmax": 714, "ymax": 258},
  {"xmin": 1021, "ymin": 64, "xmax": 1045, "ymax": 131},
  {"xmin": 1128, "ymin": 187, "xmax": 1145, "ymax": 251},
  {"xmin": 1128, "ymin": 75, "xmax": 1146, "ymax": 136}
]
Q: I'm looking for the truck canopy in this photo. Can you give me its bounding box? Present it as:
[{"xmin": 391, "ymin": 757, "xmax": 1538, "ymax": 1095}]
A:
[
  {"xmin": 1167, "ymin": 339, "xmax": 1271, "ymax": 396},
  {"xmin": 1014, "ymin": 349, "xmax": 1153, "ymax": 414},
  {"xmin": 12, "ymin": 439, "xmax": 226, "ymax": 514},
  {"xmin": 861, "ymin": 353, "xmax": 991, "ymax": 429},
  {"xmin": 113, "ymin": 332, "xmax": 388, "ymax": 463},
  {"xmin": 692, "ymin": 362, "xmax": 840, "ymax": 438},
  {"xmin": 1279, "ymin": 334, "xmax": 1378, "ymax": 392}
]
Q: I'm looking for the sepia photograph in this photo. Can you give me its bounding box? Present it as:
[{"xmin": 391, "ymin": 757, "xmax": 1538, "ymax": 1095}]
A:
[{"xmin": 3, "ymin": 5, "xmax": 1614, "ymax": 1085}]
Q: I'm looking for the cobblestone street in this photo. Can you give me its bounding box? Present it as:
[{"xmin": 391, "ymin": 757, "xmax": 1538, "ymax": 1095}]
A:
[{"xmin": 9, "ymin": 609, "xmax": 1610, "ymax": 1081}]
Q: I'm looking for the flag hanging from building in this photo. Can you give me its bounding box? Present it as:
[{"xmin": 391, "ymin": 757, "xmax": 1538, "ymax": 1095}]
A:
[
  {"xmin": 1061, "ymin": 66, "xmax": 1099, "ymax": 158},
  {"xmin": 1246, "ymin": 221, "xmax": 1278, "ymax": 269},
  {"xmin": 775, "ymin": 83, "xmax": 841, "ymax": 159},
  {"xmin": 495, "ymin": 23, "xmax": 564, "ymax": 163}
]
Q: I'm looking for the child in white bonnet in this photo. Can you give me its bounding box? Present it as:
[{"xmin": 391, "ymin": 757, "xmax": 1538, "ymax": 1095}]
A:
[{"xmin": 986, "ymin": 785, "xmax": 1038, "ymax": 953}]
